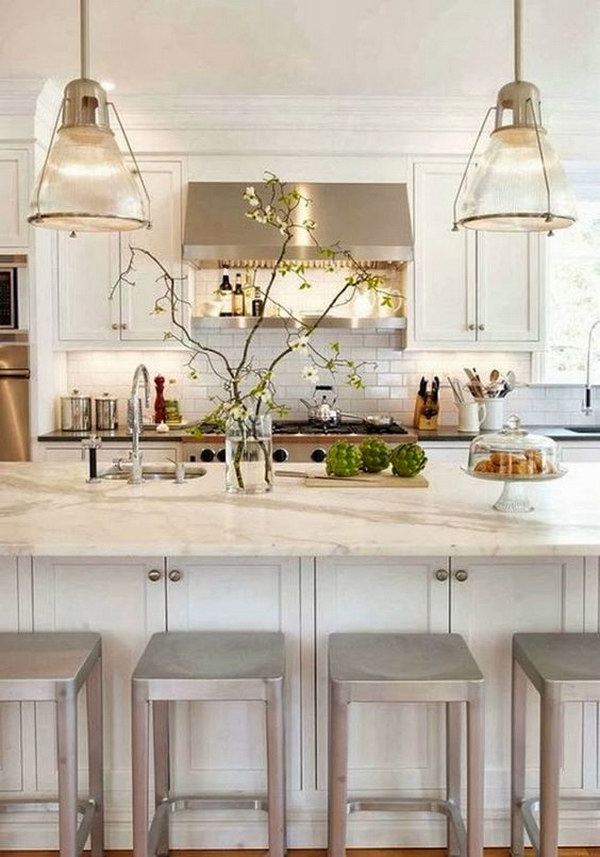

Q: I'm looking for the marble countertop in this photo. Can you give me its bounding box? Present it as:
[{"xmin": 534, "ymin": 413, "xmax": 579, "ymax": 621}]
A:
[{"xmin": 0, "ymin": 461, "xmax": 598, "ymax": 558}]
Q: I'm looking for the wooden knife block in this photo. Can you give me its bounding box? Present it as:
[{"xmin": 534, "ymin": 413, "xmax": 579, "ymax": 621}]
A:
[{"xmin": 413, "ymin": 394, "xmax": 439, "ymax": 431}]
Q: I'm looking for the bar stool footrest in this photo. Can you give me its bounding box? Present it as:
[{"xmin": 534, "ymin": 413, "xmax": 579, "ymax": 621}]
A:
[
  {"xmin": 520, "ymin": 796, "xmax": 600, "ymax": 857},
  {"xmin": 347, "ymin": 796, "xmax": 466, "ymax": 857}
]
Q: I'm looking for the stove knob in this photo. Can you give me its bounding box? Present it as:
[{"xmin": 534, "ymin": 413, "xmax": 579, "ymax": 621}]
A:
[
  {"xmin": 199, "ymin": 448, "xmax": 215, "ymax": 463},
  {"xmin": 311, "ymin": 448, "xmax": 327, "ymax": 463},
  {"xmin": 216, "ymin": 448, "xmax": 226, "ymax": 463},
  {"xmin": 273, "ymin": 448, "xmax": 288, "ymax": 463}
]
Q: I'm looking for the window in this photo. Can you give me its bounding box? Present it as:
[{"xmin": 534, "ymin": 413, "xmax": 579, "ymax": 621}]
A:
[{"xmin": 541, "ymin": 168, "xmax": 600, "ymax": 383}]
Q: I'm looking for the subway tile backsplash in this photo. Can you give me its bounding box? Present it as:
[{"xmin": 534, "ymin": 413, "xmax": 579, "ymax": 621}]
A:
[{"xmin": 64, "ymin": 335, "xmax": 592, "ymax": 429}]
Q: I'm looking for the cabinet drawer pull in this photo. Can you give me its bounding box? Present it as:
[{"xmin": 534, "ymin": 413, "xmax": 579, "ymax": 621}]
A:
[
  {"xmin": 111, "ymin": 323, "xmax": 119, "ymax": 330},
  {"xmin": 454, "ymin": 569, "xmax": 469, "ymax": 582},
  {"xmin": 478, "ymin": 323, "xmax": 485, "ymax": 331},
  {"xmin": 435, "ymin": 568, "xmax": 449, "ymax": 582},
  {"xmin": 468, "ymin": 323, "xmax": 476, "ymax": 331},
  {"xmin": 148, "ymin": 569, "xmax": 162, "ymax": 582},
  {"xmin": 121, "ymin": 323, "xmax": 128, "ymax": 330},
  {"xmin": 168, "ymin": 569, "xmax": 182, "ymax": 582}
]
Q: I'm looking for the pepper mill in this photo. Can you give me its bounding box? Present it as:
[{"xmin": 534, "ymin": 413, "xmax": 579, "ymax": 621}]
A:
[{"xmin": 154, "ymin": 375, "xmax": 166, "ymax": 424}]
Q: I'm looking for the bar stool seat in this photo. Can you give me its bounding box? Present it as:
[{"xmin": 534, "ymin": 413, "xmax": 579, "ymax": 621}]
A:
[
  {"xmin": 512, "ymin": 633, "xmax": 600, "ymax": 857},
  {"xmin": 131, "ymin": 631, "xmax": 286, "ymax": 857},
  {"xmin": 328, "ymin": 633, "xmax": 485, "ymax": 857},
  {"xmin": 0, "ymin": 632, "xmax": 103, "ymax": 857}
]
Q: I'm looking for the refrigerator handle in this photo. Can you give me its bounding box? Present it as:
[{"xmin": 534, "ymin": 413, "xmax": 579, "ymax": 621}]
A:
[{"xmin": 0, "ymin": 370, "xmax": 30, "ymax": 379}]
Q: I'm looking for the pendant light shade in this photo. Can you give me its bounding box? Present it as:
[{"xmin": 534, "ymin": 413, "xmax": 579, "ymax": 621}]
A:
[
  {"xmin": 454, "ymin": 0, "xmax": 575, "ymax": 234},
  {"xmin": 458, "ymin": 125, "xmax": 576, "ymax": 232},
  {"xmin": 28, "ymin": 2, "xmax": 150, "ymax": 233}
]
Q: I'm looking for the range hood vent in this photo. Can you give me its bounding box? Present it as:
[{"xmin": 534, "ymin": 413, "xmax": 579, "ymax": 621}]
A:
[{"xmin": 183, "ymin": 182, "xmax": 413, "ymax": 265}]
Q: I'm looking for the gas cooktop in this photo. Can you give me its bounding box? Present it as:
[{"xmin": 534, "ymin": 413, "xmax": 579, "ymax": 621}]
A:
[{"xmin": 272, "ymin": 420, "xmax": 409, "ymax": 436}]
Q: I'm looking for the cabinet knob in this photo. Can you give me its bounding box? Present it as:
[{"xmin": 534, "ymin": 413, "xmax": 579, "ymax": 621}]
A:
[
  {"xmin": 111, "ymin": 323, "xmax": 119, "ymax": 330},
  {"xmin": 454, "ymin": 569, "xmax": 469, "ymax": 582},
  {"xmin": 121, "ymin": 323, "xmax": 128, "ymax": 330},
  {"xmin": 478, "ymin": 323, "xmax": 485, "ymax": 331},
  {"xmin": 468, "ymin": 323, "xmax": 476, "ymax": 331},
  {"xmin": 168, "ymin": 569, "xmax": 182, "ymax": 582},
  {"xmin": 148, "ymin": 569, "xmax": 162, "ymax": 582},
  {"xmin": 435, "ymin": 568, "xmax": 449, "ymax": 582}
]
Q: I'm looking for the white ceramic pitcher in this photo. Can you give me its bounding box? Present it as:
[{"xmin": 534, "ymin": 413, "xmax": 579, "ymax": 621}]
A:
[{"xmin": 457, "ymin": 402, "xmax": 487, "ymax": 433}]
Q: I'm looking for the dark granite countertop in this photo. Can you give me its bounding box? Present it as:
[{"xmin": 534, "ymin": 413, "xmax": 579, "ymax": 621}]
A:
[
  {"xmin": 416, "ymin": 426, "xmax": 600, "ymax": 442},
  {"xmin": 38, "ymin": 428, "xmax": 193, "ymax": 443}
]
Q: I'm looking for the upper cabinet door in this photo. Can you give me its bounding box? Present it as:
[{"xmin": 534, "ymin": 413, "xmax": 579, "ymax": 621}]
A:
[
  {"xmin": 120, "ymin": 160, "xmax": 184, "ymax": 342},
  {"xmin": 477, "ymin": 231, "xmax": 541, "ymax": 343},
  {"xmin": 57, "ymin": 231, "xmax": 121, "ymax": 341},
  {"xmin": 0, "ymin": 148, "xmax": 29, "ymax": 248},
  {"xmin": 412, "ymin": 161, "xmax": 477, "ymax": 344}
]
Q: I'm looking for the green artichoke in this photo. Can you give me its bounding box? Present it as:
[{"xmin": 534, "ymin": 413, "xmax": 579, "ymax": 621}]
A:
[
  {"xmin": 326, "ymin": 441, "xmax": 363, "ymax": 477},
  {"xmin": 359, "ymin": 437, "xmax": 391, "ymax": 473},
  {"xmin": 390, "ymin": 442, "xmax": 428, "ymax": 477}
]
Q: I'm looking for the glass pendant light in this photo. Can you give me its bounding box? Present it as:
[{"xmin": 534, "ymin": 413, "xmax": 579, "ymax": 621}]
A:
[
  {"xmin": 28, "ymin": 0, "xmax": 150, "ymax": 232},
  {"xmin": 453, "ymin": 0, "xmax": 575, "ymax": 234}
]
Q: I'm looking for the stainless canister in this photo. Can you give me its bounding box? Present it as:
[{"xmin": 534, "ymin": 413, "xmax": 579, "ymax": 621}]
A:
[
  {"xmin": 60, "ymin": 389, "xmax": 92, "ymax": 432},
  {"xmin": 94, "ymin": 393, "xmax": 119, "ymax": 431}
]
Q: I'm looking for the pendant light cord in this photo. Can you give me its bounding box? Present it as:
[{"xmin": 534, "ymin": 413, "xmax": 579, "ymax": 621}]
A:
[
  {"xmin": 514, "ymin": 0, "xmax": 522, "ymax": 81},
  {"xmin": 80, "ymin": 0, "xmax": 90, "ymax": 78}
]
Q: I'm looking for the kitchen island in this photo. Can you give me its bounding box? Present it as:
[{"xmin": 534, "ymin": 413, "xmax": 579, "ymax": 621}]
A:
[{"xmin": 0, "ymin": 462, "xmax": 599, "ymax": 850}]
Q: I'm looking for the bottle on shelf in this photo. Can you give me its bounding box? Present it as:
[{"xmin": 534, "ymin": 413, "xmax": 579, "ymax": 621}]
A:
[
  {"xmin": 218, "ymin": 267, "xmax": 233, "ymax": 317},
  {"xmin": 164, "ymin": 378, "xmax": 182, "ymax": 425},
  {"xmin": 243, "ymin": 269, "xmax": 254, "ymax": 313},
  {"xmin": 232, "ymin": 272, "xmax": 245, "ymax": 317},
  {"xmin": 252, "ymin": 286, "xmax": 264, "ymax": 318}
]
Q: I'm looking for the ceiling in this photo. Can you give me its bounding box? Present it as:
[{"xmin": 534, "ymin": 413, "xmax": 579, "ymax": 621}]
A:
[{"xmin": 0, "ymin": 0, "xmax": 598, "ymax": 100}]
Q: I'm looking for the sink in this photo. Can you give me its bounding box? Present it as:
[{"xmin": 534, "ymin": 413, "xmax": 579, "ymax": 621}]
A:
[
  {"xmin": 99, "ymin": 463, "xmax": 206, "ymax": 481},
  {"xmin": 565, "ymin": 426, "xmax": 600, "ymax": 434}
]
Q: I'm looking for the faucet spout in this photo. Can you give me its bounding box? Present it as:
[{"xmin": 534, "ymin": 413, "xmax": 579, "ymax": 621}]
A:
[
  {"xmin": 128, "ymin": 364, "xmax": 151, "ymax": 484},
  {"xmin": 583, "ymin": 320, "xmax": 600, "ymax": 416}
]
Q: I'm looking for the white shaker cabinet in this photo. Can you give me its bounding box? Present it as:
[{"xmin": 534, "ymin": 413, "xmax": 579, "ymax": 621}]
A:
[
  {"xmin": 55, "ymin": 159, "xmax": 185, "ymax": 347},
  {"xmin": 31, "ymin": 558, "xmax": 166, "ymax": 822},
  {"xmin": 165, "ymin": 557, "xmax": 303, "ymax": 797},
  {"xmin": 0, "ymin": 148, "xmax": 29, "ymax": 248},
  {"xmin": 411, "ymin": 160, "xmax": 542, "ymax": 349},
  {"xmin": 450, "ymin": 557, "xmax": 588, "ymax": 828},
  {"xmin": 315, "ymin": 557, "xmax": 449, "ymax": 794},
  {"xmin": 0, "ymin": 559, "xmax": 25, "ymax": 793}
]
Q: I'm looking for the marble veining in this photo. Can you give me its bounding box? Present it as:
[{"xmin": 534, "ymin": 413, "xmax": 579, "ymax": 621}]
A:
[{"xmin": 0, "ymin": 462, "xmax": 598, "ymax": 557}]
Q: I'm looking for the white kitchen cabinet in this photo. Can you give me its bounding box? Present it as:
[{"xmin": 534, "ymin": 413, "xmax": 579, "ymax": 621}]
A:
[
  {"xmin": 32, "ymin": 558, "xmax": 166, "ymax": 818},
  {"xmin": 420, "ymin": 441, "xmax": 469, "ymax": 464},
  {"xmin": 0, "ymin": 559, "xmax": 24, "ymax": 793},
  {"xmin": 0, "ymin": 148, "xmax": 29, "ymax": 248},
  {"xmin": 450, "ymin": 556, "xmax": 587, "ymax": 824},
  {"xmin": 57, "ymin": 232, "xmax": 121, "ymax": 341},
  {"xmin": 55, "ymin": 159, "xmax": 185, "ymax": 347},
  {"xmin": 315, "ymin": 557, "xmax": 449, "ymax": 793},
  {"xmin": 560, "ymin": 443, "xmax": 600, "ymax": 463},
  {"xmin": 40, "ymin": 442, "xmax": 182, "ymax": 463},
  {"xmin": 411, "ymin": 161, "xmax": 542, "ymax": 349},
  {"xmin": 165, "ymin": 557, "xmax": 303, "ymax": 795}
]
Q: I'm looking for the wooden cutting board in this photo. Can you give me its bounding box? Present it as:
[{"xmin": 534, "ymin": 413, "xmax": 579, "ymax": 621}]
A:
[{"xmin": 303, "ymin": 472, "xmax": 429, "ymax": 488}]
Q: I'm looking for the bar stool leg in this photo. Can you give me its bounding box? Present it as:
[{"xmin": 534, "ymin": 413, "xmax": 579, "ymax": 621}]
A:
[
  {"xmin": 132, "ymin": 681, "xmax": 150, "ymax": 857},
  {"xmin": 511, "ymin": 658, "xmax": 527, "ymax": 857},
  {"xmin": 328, "ymin": 681, "xmax": 349, "ymax": 857},
  {"xmin": 153, "ymin": 701, "xmax": 170, "ymax": 857},
  {"xmin": 446, "ymin": 702, "xmax": 462, "ymax": 857},
  {"xmin": 467, "ymin": 688, "xmax": 485, "ymax": 857},
  {"xmin": 86, "ymin": 656, "xmax": 104, "ymax": 857},
  {"xmin": 266, "ymin": 678, "xmax": 286, "ymax": 857},
  {"xmin": 57, "ymin": 684, "xmax": 78, "ymax": 857},
  {"xmin": 539, "ymin": 692, "xmax": 561, "ymax": 857}
]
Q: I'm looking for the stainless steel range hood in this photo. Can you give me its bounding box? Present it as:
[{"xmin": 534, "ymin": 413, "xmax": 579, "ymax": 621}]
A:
[{"xmin": 183, "ymin": 182, "xmax": 413, "ymax": 265}]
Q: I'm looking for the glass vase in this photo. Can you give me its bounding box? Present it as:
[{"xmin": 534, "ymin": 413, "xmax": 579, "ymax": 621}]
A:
[{"xmin": 225, "ymin": 414, "xmax": 274, "ymax": 494}]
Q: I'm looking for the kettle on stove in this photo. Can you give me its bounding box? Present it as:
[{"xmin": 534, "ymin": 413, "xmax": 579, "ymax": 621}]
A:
[{"xmin": 300, "ymin": 385, "xmax": 342, "ymax": 426}]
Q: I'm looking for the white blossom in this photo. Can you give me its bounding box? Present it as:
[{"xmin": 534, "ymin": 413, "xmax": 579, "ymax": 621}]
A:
[
  {"xmin": 290, "ymin": 335, "xmax": 310, "ymax": 352},
  {"xmin": 302, "ymin": 365, "xmax": 319, "ymax": 382},
  {"xmin": 243, "ymin": 186, "xmax": 260, "ymax": 207}
]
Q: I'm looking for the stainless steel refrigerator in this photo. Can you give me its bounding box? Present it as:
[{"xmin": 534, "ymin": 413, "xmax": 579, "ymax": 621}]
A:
[{"xmin": 0, "ymin": 338, "xmax": 30, "ymax": 461}]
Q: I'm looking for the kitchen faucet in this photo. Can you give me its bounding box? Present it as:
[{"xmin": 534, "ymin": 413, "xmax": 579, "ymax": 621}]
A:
[
  {"xmin": 582, "ymin": 320, "xmax": 600, "ymax": 415},
  {"xmin": 128, "ymin": 364, "xmax": 151, "ymax": 484}
]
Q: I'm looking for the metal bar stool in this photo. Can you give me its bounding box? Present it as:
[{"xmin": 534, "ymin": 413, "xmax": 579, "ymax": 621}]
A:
[
  {"xmin": 511, "ymin": 633, "xmax": 600, "ymax": 857},
  {"xmin": 0, "ymin": 632, "xmax": 103, "ymax": 857},
  {"xmin": 131, "ymin": 631, "xmax": 286, "ymax": 857},
  {"xmin": 328, "ymin": 632, "xmax": 485, "ymax": 857}
]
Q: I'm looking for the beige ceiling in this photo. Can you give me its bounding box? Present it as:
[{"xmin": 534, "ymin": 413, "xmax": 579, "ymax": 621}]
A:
[{"xmin": 0, "ymin": 0, "xmax": 598, "ymax": 99}]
